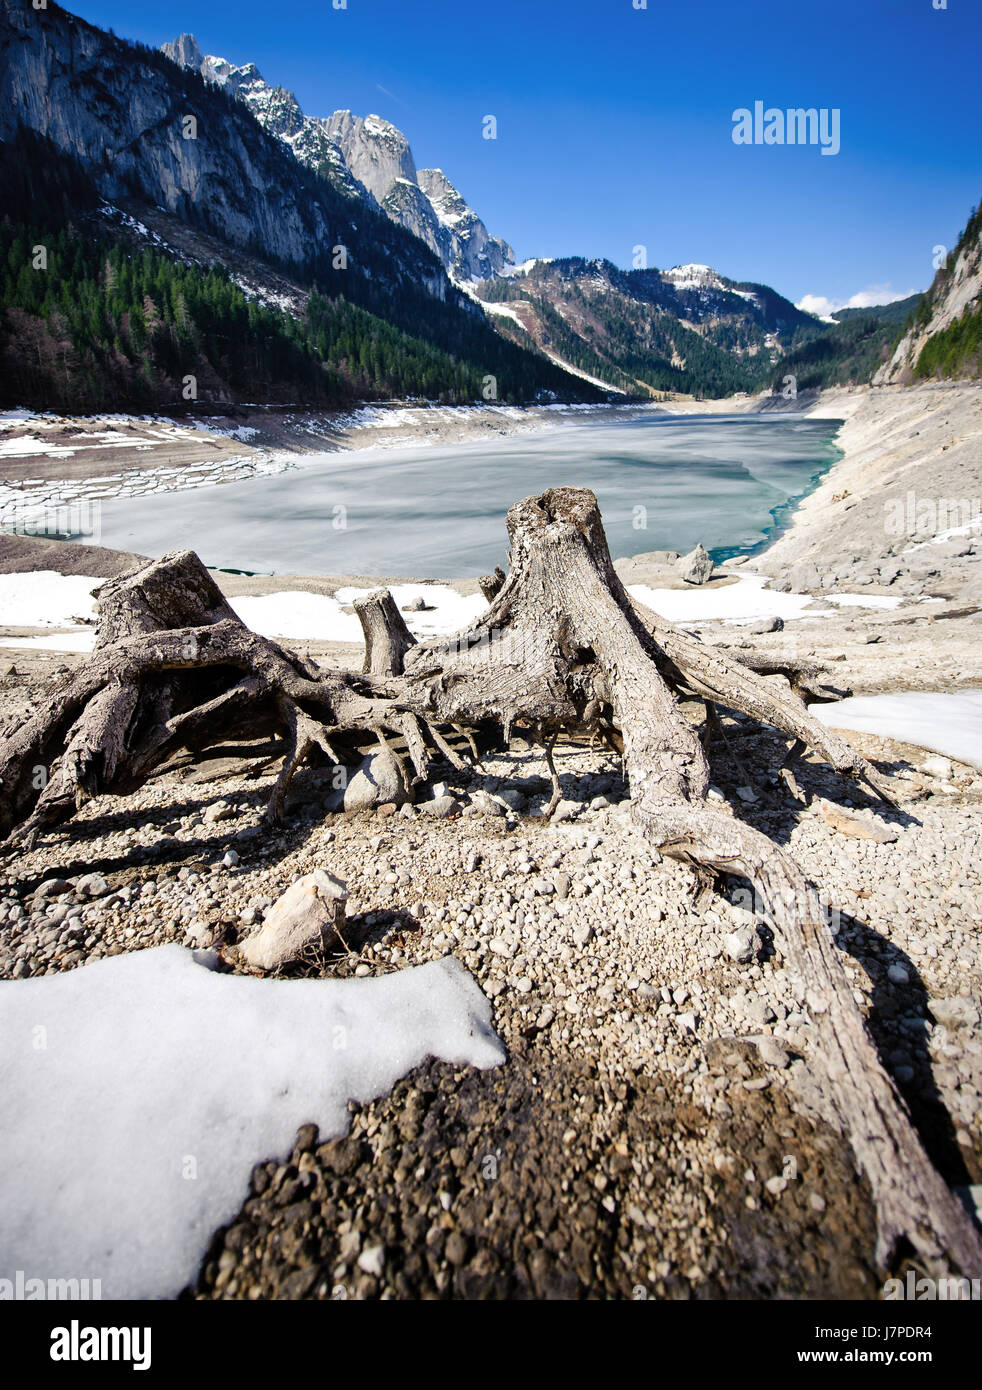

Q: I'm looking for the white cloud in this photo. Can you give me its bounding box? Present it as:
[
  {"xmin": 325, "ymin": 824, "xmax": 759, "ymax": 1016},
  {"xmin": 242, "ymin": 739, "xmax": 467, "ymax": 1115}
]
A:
[{"xmin": 796, "ymin": 284, "xmax": 919, "ymax": 321}]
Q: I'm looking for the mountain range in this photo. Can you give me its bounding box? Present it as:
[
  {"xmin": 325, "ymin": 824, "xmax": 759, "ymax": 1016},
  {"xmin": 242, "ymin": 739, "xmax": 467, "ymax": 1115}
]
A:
[{"xmin": 1, "ymin": 0, "xmax": 975, "ymax": 414}]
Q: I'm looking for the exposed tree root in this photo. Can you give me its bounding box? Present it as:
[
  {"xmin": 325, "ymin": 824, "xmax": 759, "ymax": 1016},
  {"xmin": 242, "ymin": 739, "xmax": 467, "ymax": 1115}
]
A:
[{"xmin": 0, "ymin": 488, "xmax": 978, "ymax": 1276}]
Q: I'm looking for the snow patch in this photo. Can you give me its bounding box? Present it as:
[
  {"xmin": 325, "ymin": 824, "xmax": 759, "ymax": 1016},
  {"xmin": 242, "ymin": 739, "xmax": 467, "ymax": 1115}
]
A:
[
  {"xmin": 0, "ymin": 945, "xmax": 504, "ymax": 1299},
  {"xmin": 812, "ymin": 690, "xmax": 982, "ymax": 771},
  {"xmin": 0, "ymin": 630, "xmax": 95, "ymax": 653},
  {"xmin": 626, "ymin": 573, "xmax": 899, "ymax": 625},
  {"xmin": 0, "ymin": 573, "xmax": 101, "ymax": 627},
  {"xmin": 334, "ymin": 584, "xmax": 488, "ymax": 637}
]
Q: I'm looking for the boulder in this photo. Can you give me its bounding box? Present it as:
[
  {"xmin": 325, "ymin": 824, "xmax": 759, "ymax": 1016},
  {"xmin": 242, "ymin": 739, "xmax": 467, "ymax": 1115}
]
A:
[
  {"xmin": 678, "ymin": 543, "xmax": 714, "ymax": 585},
  {"xmin": 241, "ymin": 869, "xmax": 348, "ymax": 971},
  {"xmin": 788, "ymin": 561, "xmax": 823, "ymax": 592},
  {"xmin": 919, "ymin": 754, "xmax": 954, "ymax": 781},
  {"xmin": 341, "ymin": 750, "xmax": 407, "ymax": 813},
  {"xmin": 33, "ymin": 878, "xmax": 75, "ymax": 901},
  {"xmin": 76, "ymin": 873, "xmax": 109, "ymax": 899},
  {"xmin": 752, "ymin": 1036, "xmax": 791, "ymax": 1069},
  {"xmin": 466, "ymin": 790, "xmax": 508, "ymax": 818}
]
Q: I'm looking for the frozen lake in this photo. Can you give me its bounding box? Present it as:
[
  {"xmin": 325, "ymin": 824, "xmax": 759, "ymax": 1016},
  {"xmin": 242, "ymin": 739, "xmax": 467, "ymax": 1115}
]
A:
[{"xmin": 91, "ymin": 409, "xmax": 842, "ymax": 576}]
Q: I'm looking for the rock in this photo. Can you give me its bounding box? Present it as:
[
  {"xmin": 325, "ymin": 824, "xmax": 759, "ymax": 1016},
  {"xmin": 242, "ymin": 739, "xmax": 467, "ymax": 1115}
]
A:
[
  {"xmin": 746, "ymin": 998, "xmax": 776, "ymax": 1026},
  {"xmin": 402, "ymin": 597, "xmax": 427, "ymax": 612},
  {"xmin": 497, "ymin": 788, "xmax": 526, "ymax": 810},
  {"xmin": 919, "ymin": 754, "xmax": 954, "ymax": 780},
  {"xmin": 203, "ymin": 802, "xmax": 236, "ymax": 825},
  {"xmin": 723, "ymin": 927, "xmax": 758, "ymax": 964},
  {"xmin": 418, "ymin": 795, "xmax": 457, "ymax": 819},
  {"xmin": 753, "ymin": 1036, "xmax": 790, "ymax": 1069},
  {"xmin": 679, "ymin": 543, "xmax": 714, "ymax": 585},
  {"xmin": 76, "ymin": 873, "xmax": 109, "ymax": 899},
  {"xmin": 444, "ymin": 1232, "xmax": 468, "ymax": 1266},
  {"xmin": 341, "ymin": 750, "xmax": 407, "ymax": 813},
  {"xmin": 222, "ymin": 850, "xmax": 240, "ymax": 868},
  {"xmin": 887, "ymin": 963, "xmax": 909, "ymax": 986},
  {"xmin": 33, "ymin": 878, "xmax": 74, "ymax": 901},
  {"xmin": 550, "ymin": 799, "xmax": 580, "ymax": 822},
  {"xmin": 745, "ymin": 616, "xmax": 784, "ymax": 634},
  {"xmin": 241, "ymin": 869, "xmax": 348, "ymax": 971},
  {"xmin": 788, "ymin": 561, "xmax": 822, "ymax": 592},
  {"xmin": 552, "ymin": 871, "xmax": 571, "ymax": 899},
  {"xmin": 468, "ymin": 790, "xmax": 507, "ymax": 818},
  {"xmin": 931, "ymin": 996, "xmax": 980, "ymax": 1030},
  {"xmin": 357, "ymin": 1244, "xmax": 385, "ymax": 1276}
]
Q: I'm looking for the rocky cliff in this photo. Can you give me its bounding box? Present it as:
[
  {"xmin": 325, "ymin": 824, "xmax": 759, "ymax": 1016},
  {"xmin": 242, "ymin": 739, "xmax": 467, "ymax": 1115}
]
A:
[
  {"xmin": 1, "ymin": 0, "xmax": 450, "ymax": 304},
  {"xmin": 160, "ymin": 34, "xmax": 515, "ymax": 284},
  {"xmin": 874, "ymin": 207, "xmax": 982, "ymax": 384}
]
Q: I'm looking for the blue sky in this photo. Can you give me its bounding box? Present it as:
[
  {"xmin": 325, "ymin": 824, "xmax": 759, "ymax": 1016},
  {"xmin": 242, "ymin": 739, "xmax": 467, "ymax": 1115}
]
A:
[{"xmin": 72, "ymin": 0, "xmax": 981, "ymax": 309}]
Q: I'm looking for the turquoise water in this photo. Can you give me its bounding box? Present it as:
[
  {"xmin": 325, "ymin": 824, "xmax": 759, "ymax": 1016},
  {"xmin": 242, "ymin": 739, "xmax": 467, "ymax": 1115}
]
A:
[{"xmin": 92, "ymin": 409, "xmax": 842, "ymax": 576}]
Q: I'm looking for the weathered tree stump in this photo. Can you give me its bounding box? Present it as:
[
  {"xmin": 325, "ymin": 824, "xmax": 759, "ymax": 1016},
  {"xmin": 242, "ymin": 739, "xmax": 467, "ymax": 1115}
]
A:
[{"xmin": 353, "ymin": 589, "xmax": 417, "ymax": 676}]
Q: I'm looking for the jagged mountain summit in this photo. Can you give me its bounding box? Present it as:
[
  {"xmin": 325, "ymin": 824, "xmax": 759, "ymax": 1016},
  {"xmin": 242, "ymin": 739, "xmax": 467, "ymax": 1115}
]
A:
[{"xmin": 160, "ymin": 34, "xmax": 515, "ymax": 283}]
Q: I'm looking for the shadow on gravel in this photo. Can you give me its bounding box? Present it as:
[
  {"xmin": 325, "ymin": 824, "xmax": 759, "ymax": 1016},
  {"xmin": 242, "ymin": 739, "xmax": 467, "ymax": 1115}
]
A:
[{"xmin": 835, "ymin": 909, "xmax": 975, "ymax": 1190}]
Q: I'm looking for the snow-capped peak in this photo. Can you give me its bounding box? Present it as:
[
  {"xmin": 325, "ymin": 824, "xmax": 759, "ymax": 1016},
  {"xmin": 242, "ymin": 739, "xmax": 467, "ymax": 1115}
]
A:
[{"xmin": 663, "ymin": 263, "xmax": 727, "ymax": 290}]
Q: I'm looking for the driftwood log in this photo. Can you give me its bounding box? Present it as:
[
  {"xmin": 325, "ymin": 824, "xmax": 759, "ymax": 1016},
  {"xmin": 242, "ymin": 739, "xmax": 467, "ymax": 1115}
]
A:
[{"xmin": 0, "ymin": 486, "xmax": 979, "ymax": 1277}]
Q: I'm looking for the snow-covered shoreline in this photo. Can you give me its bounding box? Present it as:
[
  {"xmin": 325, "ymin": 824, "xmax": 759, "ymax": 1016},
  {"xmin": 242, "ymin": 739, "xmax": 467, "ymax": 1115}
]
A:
[{"xmin": 0, "ymin": 567, "xmax": 908, "ymax": 655}]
